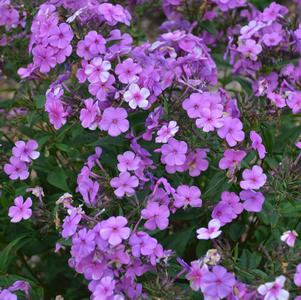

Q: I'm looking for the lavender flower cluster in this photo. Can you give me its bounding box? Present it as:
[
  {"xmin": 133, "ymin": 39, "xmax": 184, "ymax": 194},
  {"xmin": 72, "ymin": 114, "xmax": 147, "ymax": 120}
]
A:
[{"xmin": 1, "ymin": 0, "xmax": 301, "ymax": 299}]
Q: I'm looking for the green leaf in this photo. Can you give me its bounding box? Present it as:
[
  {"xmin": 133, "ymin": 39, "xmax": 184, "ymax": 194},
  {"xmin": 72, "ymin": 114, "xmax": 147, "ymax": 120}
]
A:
[
  {"xmin": 0, "ymin": 235, "xmax": 29, "ymax": 272},
  {"xmin": 35, "ymin": 95, "xmax": 46, "ymax": 109},
  {"xmin": 47, "ymin": 167, "xmax": 70, "ymax": 191}
]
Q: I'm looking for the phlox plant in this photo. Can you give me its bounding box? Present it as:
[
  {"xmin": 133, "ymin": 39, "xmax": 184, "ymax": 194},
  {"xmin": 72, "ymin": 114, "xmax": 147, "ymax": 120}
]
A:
[{"xmin": 0, "ymin": 0, "xmax": 301, "ymax": 299}]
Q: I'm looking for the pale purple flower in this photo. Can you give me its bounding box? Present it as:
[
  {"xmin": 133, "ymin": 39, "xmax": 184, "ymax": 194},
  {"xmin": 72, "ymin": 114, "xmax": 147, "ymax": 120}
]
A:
[
  {"xmin": 115, "ymin": 58, "xmax": 141, "ymax": 84},
  {"xmin": 129, "ymin": 231, "xmax": 157, "ymax": 257},
  {"xmin": 174, "ymin": 185, "xmax": 202, "ymax": 208},
  {"xmin": 99, "ymin": 107, "xmax": 129, "ymax": 137},
  {"xmin": 219, "ymin": 149, "xmax": 246, "ymax": 170},
  {"xmin": 250, "ymin": 131, "xmax": 266, "ymax": 159},
  {"xmin": 48, "ymin": 23, "xmax": 73, "ymax": 49},
  {"xmin": 261, "ymin": 2, "xmax": 288, "ymax": 22},
  {"xmin": 294, "ymin": 264, "xmax": 301, "ymax": 287},
  {"xmin": 156, "ymin": 121, "xmax": 179, "ymax": 143},
  {"xmin": 203, "ymin": 266, "xmax": 236, "ymax": 299},
  {"xmin": 257, "ymin": 276, "xmax": 289, "ymax": 300},
  {"xmin": 0, "ymin": 290, "xmax": 17, "ymax": 300},
  {"xmin": 98, "ymin": 3, "xmax": 131, "ymax": 26},
  {"xmin": 239, "ymin": 190, "xmax": 265, "ymax": 212},
  {"xmin": 217, "ymin": 117, "xmax": 245, "ymax": 147},
  {"xmin": 62, "ymin": 211, "xmax": 82, "ymax": 238},
  {"xmin": 182, "ymin": 93, "xmax": 203, "ymax": 119},
  {"xmin": 237, "ymin": 39, "xmax": 262, "ymax": 61},
  {"xmin": 4, "ymin": 156, "xmax": 29, "ymax": 180},
  {"xmin": 160, "ymin": 138, "xmax": 188, "ymax": 166},
  {"xmin": 124, "ymin": 83, "xmax": 150, "ymax": 109},
  {"xmin": 240, "ymin": 165, "xmax": 267, "ymax": 190},
  {"xmin": 281, "ymin": 230, "xmax": 298, "ymax": 247},
  {"xmin": 141, "ymin": 202, "xmax": 170, "ymax": 230},
  {"xmin": 212, "ymin": 202, "xmax": 235, "ymax": 225},
  {"xmin": 196, "ymin": 108, "xmax": 223, "ymax": 132},
  {"xmin": 99, "ymin": 216, "xmax": 130, "ymax": 246},
  {"xmin": 45, "ymin": 97, "xmax": 68, "ymax": 130},
  {"xmin": 71, "ymin": 228, "xmax": 95, "ymax": 258},
  {"xmin": 287, "ymin": 92, "xmax": 301, "ymax": 114},
  {"xmin": 110, "ymin": 172, "xmax": 139, "ymax": 198},
  {"xmin": 32, "ymin": 46, "xmax": 56, "ymax": 73},
  {"xmin": 186, "ymin": 261, "xmax": 209, "ymax": 291},
  {"xmin": 262, "ymin": 32, "xmax": 282, "ymax": 47},
  {"xmin": 186, "ymin": 149, "xmax": 209, "ymax": 177},
  {"xmin": 117, "ymin": 151, "xmax": 141, "ymax": 172},
  {"xmin": 196, "ymin": 219, "xmax": 222, "ymax": 240},
  {"xmin": 93, "ymin": 276, "xmax": 115, "ymax": 300},
  {"xmin": 12, "ymin": 140, "xmax": 39, "ymax": 163},
  {"xmin": 85, "ymin": 57, "xmax": 111, "ymax": 83},
  {"xmin": 76, "ymin": 40, "xmax": 94, "ymax": 60},
  {"xmin": 8, "ymin": 196, "xmax": 32, "ymax": 223},
  {"xmin": 85, "ymin": 31, "xmax": 106, "ymax": 55},
  {"xmin": 88, "ymin": 75, "xmax": 116, "ymax": 102},
  {"xmin": 267, "ymin": 92, "xmax": 286, "ymax": 108},
  {"xmin": 80, "ymin": 98, "xmax": 99, "ymax": 129}
]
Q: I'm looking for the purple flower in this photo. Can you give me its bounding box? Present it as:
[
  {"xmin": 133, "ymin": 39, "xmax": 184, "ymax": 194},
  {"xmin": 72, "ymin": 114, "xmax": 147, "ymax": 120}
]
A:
[
  {"xmin": 84, "ymin": 31, "xmax": 106, "ymax": 55},
  {"xmin": 219, "ymin": 149, "xmax": 246, "ymax": 170},
  {"xmin": 237, "ymin": 39, "xmax": 262, "ymax": 61},
  {"xmin": 141, "ymin": 202, "xmax": 170, "ymax": 230},
  {"xmin": 240, "ymin": 165, "xmax": 267, "ymax": 190},
  {"xmin": 197, "ymin": 219, "xmax": 222, "ymax": 240},
  {"xmin": 32, "ymin": 46, "xmax": 56, "ymax": 73},
  {"xmin": 80, "ymin": 98, "xmax": 99, "ymax": 129},
  {"xmin": 124, "ymin": 83, "xmax": 150, "ymax": 109},
  {"xmin": 99, "ymin": 216, "xmax": 130, "ymax": 246},
  {"xmin": 287, "ymin": 92, "xmax": 301, "ymax": 114},
  {"xmin": 174, "ymin": 185, "xmax": 202, "ymax": 208},
  {"xmin": 8, "ymin": 196, "xmax": 32, "ymax": 223},
  {"xmin": 115, "ymin": 58, "xmax": 141, "ymax": 84},
  {"xmin": 12, "ymin": 140, "xmax": 40, "ymax": 163},
  {"xmin": 88, "ymin": 75, "xmax": 116, "ymax": 102},
  {"xmin": 257, "ymin": 276, "xmax": 289, "ymax": 300},
  {"xmin": 239, "ymin": 190, "xmax": 265, "ymax": 212},
  {"xmin": 98, "ymin": 3, "xmax": 131, "ymax": 26},
  {"xmin": 71, "ymin": 228, "xmax": 95, "ymax": 258},
  {"xmin": 4, "ymin": 156, "xmax": 29, "ymax": 180},
  {"xmin": 281, "ymin": 230, "xmax": 298, "ymax": 247},
  {"xmin": 182, "ymin": 93, "xmax": 203, "ymax": 119},
  {"xmin": 160, "ymin": 138, "xmax": 188, "ymax": 166},
  {"xmin": 156, "ymin": 121, "xmax": 179, "ymax": 143},
  {"xmin": 261, "ymin": 2, "xmax": 288, "ymax": 22},
  {"xmin": 250, "ymin": 131, "xmax": 266, "ymax": 159},
  {"xmin": 196, "ymin": 108, "xmax": 223, "ymax": 132},
  {"xmin": 217, "ymin": 117, "xmax": 245, "ymax": 147},
  {"xmin": 99, "ymin": 107, "xmax": 129, "ymax": 137},
  {"xmin": 212, "ymin": 202, "xmax": 234, "ymax": 225},
  {"xmin": 110, "ymin": 171, "xmax": 139, "ymax": 198},
  {"xmin": 294, "ymin": 264, "xmax": 301, "ymax": 287},
  {"xmin": 183, "ymin": 92, "xmax": 222, "ymax": 119},
  {"xmin": 62, "ymin": 211, "xmax": 82, "ymax": 238},
  {"xmin": 186, "ymin": 149, "xmax": 209, "ymax": 177},
  {"xmin": 186, "ymin": 261, "xmax": 209, "ymax": 291},
  {"xmin": 117, "ymin": 151, "xmax": 141, "ymax": 172},
  {"xmin": 203, "ymin": 266, "xmax": 236, "ymax": 299},
  {"xmin": 0, "ymin": 290, "xmax": 17, "ymax": 300},
  {"xmin": 93, "ymin": 276, "xmax": 115, "ymax": 299},
  {"xmin": 45, "ymin": 93, "xmax": 68, "ymax": 130},
  {"xmin": 85, "ymin": 57, "xmax": 111, "ymax": 83},
  {"xmin": 129, "ymin": 231, "xmax": 157, "ymax": 257},
  {"xmin": 262, "ymin": 32, "xmax": 282, "ymax": 47},
  {"xmin": 48, "ymin": 23, "xmax": 73, "ymax": 49}
]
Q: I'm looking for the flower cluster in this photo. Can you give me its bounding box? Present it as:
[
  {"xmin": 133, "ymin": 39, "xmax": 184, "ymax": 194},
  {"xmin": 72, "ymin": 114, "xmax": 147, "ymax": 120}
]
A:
[
  {"xmin": 1, "ymin": 0, "xmax": 301, "ymax": 299},
  {"xmin": 4, "ymin": 140, "xmax": 39, "ymax": 181}
]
